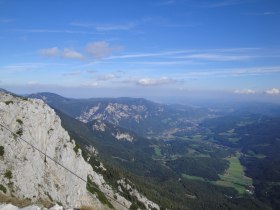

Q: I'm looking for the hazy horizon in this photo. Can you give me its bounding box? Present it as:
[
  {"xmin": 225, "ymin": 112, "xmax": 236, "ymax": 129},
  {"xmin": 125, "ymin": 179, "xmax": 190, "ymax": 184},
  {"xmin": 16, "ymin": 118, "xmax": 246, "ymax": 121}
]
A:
[{"xmin": 2, "ymin": 86, "xmax": 280, "ymax": 106}]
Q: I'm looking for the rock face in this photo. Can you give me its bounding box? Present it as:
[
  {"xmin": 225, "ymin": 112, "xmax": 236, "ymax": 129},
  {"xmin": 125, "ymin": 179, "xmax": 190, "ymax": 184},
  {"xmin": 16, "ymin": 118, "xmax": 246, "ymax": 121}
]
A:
[
  {"xmin": 118, "ymin": 179, "xmax": 160, "ymax": 210},
  {"xmin": 0, "ymin": 203, "xmax": 63, "ymax": 210},
  {"xmin": 0, "ymin": 92, "xmax": 160, "ymax": 210},
  {"xmin": 77, "ymin": 102, "xmax": 153, "ymax": 124},
  {"xmin": 89, "ymin": 120, "xmax": 135, "ymax": 142},
  {"xmin": 0, "ymin": 93, "xmax": 114, "ymax": 209}
]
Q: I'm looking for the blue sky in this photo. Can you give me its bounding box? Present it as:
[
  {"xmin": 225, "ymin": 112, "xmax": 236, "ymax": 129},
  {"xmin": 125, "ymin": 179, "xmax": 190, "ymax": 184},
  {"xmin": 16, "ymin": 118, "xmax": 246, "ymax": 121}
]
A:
[{"xmin": 1, "ymin": 0, "xmax": 280, "ymax": 103}]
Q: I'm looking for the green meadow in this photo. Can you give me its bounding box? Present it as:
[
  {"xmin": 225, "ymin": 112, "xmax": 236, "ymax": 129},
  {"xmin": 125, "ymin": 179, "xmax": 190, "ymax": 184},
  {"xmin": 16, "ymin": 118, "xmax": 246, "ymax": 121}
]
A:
[{"xmin": 214, "ymin": 153, "xmax": 252, "ymax": 194}]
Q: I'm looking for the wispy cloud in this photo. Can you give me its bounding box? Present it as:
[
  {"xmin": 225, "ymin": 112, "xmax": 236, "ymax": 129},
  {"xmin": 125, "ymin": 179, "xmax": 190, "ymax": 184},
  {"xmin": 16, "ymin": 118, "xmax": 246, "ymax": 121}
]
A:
[
  {"xmin": 38, "ymin": 47, "xmax": 59, "ymax": 57},
  {"xmin": 61, "ymin": 48, "xmax": 85, "ymax": 60},
  {"xmin": 136, "ymin": 76, "xmax": 177, "ymax": 86},
  {"xmin": 180, "ymin": 66, "xmax": 280, "ymax": 79},
  {"xmin": 107, "ymin": 48, "xmax": 263, "ymax": 60},
  {"xmin": 234, "ymin": 89, "xmax": 256, "ymax": 94},
  {"xmin": 70, "ymin": 21, "xmax": 135, "ymax": 31},
  {"xmin": 263, "ymin": 12, "xmax": 278, "ymax": 16},
  {"xmin": 245, "ymin": 11, "xmax": 280, "ymax": 16},
  {"xmin": 107, "ymin": 50, "xmax": 192, "ymax": 59},
  {"xmin": 62, "ymin": 71, "xmax": 83, "ymax": 76},
  {"xmin": 79, "ymin": 73, "xmax": 121, "ymax": 88},
  {"xmin": 0, "ymin": 63, "xmax": 45, "ymax": 72},
  {"xmin": 70, "ymin": 22, "xmax": 95, "ymax": 27},
  {"xmin": 130, "ymin": 61, "xmax": 197, "ymax": 65},
  {"xmin": 266, "ymin": 88, "xmax": 280, "ymax": 95},
  {"xmin": 105, "ymin": 48, "xmax": 271, "ymax": 65},
  {"xmin": 86, "ymin": 41, "xmax": 123, "ymax": 59},
  {"xmin": 96, "ymin": 23, "xmax": 135, "ymax": 31},
  {"xmin": 81, "ymin": 82, "xmax": 100, "ymax": 87},
  {"xmin": 177, "ymin": 53, "xmax": 256, "ymax": 61},
  {"xmin": 97, "ymin": 74, "xmax": 119, "ymax": 81}
]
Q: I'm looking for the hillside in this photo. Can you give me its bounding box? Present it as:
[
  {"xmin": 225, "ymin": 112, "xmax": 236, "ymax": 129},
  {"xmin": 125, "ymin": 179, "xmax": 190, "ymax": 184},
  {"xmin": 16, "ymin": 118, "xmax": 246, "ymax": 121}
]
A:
[
  {"xmin": 0, "ymin": 91, "xmax": 159, "ymax": 210},
  {"xmin": 39, "ymin": 93, "xmax": 275, "ymax": 209},
  {"xmin": 10, "ymin": 91, "xmax": 278, "ymax": 209}
]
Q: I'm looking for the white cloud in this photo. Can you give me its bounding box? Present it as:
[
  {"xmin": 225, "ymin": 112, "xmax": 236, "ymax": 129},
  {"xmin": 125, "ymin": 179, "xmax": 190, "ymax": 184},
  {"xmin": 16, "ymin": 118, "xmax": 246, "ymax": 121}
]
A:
[
  {"xmin": 39, "ymin": 47, "xmax": 84, "ymax": 60},
  {"xmin": 61, "ymin": 48, "xmax": 84, "ymax": 60},
  {"xmin": 86, "ymin": 41, "xmax": 122, "ymax": 59},
  {"xmin": 38, "ymin": 47, "xmax": 59, "ymax": 57},
  {"xmin": 137, "ymin": 76, "xmax": 176, "ymax": 86},
  {"xmin": 38, "ymin": 41, "xmax": 122, "ymax": 61},
  {"xmin": 98, "ymin": 74, "xmax": 118, "ymax": 81},
  {"xmin": 266, "ymin": 88, "xmax": 280, "ymax": 95},
  {"xmin": 234, "ymin": 89, "xmax": 256, "ymax": 94}
]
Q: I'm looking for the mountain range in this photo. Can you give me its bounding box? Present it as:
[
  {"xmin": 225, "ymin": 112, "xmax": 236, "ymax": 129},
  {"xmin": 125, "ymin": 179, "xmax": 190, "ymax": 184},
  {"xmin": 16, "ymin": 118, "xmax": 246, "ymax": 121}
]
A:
[
  {"xmin": 29, "ymin": 92, "xmax": 212, "ymax": 140},
  {"xmin": 29, "ymin": 92, "xmax": 280, "ymax": 210},
  {"xmin": 1, "ymin": 90, "xmax": 280, "ymax": 209}
]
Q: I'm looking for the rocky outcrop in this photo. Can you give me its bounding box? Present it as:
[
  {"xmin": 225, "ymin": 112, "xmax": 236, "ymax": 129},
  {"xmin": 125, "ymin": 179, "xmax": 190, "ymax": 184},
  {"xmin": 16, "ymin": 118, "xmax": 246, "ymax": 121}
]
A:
[
  {"xmin": 0, "ymin": 92, "xmax": 162, "ymax": 210},
  {"xmin": 90, "ymin": 120, "xmax": 135, "ymax": 142},
  {"xmin": 0, "ymin": 93, "xmax": 118, "ymax": 209},
  {"xmin": 112, "ymin": 132, "xmax": 134, "ymax": 142},
  {"xmin": 0, "ymin": 203, "xmax": 63, "ymax": 210},
  {"xmin": 118, "ymin": 179, "xmax": 159, "ymax": 210},
  {"xmin": 77, "ymin": 102, "xmax": 153, "ymax": 124}
]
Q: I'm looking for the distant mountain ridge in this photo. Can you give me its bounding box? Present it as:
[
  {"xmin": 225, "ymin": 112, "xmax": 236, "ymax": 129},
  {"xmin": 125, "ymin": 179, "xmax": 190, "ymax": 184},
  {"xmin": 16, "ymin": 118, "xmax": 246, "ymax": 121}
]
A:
[{"xmin": 29, "ymin": 92, "xmax": 210, "ymax": 139}]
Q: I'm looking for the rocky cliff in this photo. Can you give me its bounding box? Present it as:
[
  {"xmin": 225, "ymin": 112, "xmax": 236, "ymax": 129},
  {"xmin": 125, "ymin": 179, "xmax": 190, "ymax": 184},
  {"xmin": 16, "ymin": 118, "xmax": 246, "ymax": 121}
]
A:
[{"xmin": 0, "ymin": 92, "xmax": 159, "ymax": 209}]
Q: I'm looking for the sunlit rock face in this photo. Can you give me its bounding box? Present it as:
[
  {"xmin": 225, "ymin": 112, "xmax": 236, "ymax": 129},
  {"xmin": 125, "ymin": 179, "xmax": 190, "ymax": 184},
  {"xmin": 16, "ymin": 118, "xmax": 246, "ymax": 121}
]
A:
[
  {"xmin": 0, "ymin": 92, "xmax": 159, "ymax": 210},
  {"xmin": 0, "ymin": 92, "xmax": 109, "ymax": 209}
]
